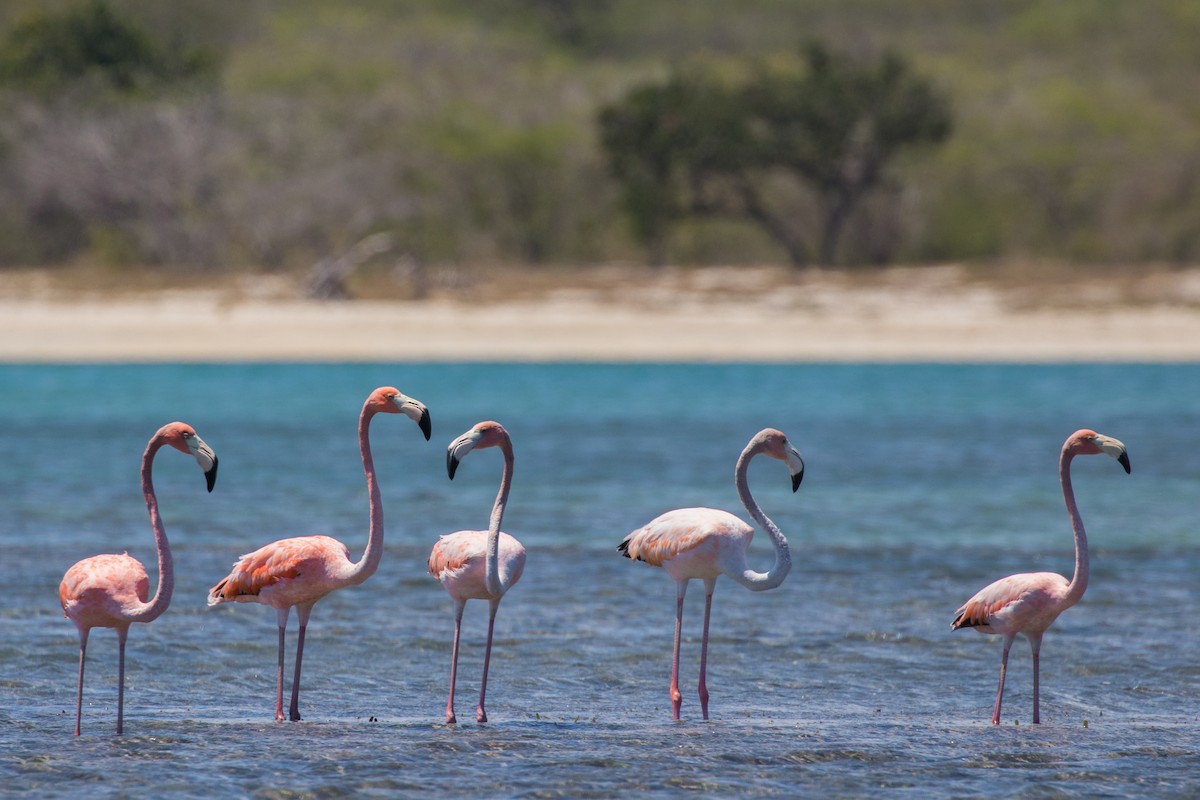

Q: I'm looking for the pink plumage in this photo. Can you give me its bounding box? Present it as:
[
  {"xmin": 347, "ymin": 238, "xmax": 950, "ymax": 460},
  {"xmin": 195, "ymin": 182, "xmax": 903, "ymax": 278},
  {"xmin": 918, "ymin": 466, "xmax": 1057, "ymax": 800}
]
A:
[
  {"xmin": 952, "ymin": 428, "xmax": 1131, "ymax": 725},
  {"xmin": 430, "ymin": 420, "xmax": 526, "ymax": 724},
  {"xmin": 207, "ymin": 386, "xmax": 430, "ymax": 722},
  {"xmin": 59, "ymin": 421, "xmax": 217, "ymax": 736},
  {"xmin": 618, "ymin": 428, "xmax": 805, "ymax": 721}
]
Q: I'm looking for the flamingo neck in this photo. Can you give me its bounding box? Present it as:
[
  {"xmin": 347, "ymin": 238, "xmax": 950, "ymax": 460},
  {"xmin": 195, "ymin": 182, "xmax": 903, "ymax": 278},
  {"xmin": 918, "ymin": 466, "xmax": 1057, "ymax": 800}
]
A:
[
  {"xmin": 130, "ymin": 435, "xmax": 173, "ymax": 622},
  {"xmin": 1061, "ymin": 449, "xmax": 1089, "ymax": 606},
  {"xmin": 348, "ymin": 405, "xmax": 384, "ymax": 584},
  {"xmin": 485, "ymin": 439, "xmax": 514, "ymax": 597},
  {"xmin": 728, "ymin": 442, "xmax": 791, "ymax": 592}
]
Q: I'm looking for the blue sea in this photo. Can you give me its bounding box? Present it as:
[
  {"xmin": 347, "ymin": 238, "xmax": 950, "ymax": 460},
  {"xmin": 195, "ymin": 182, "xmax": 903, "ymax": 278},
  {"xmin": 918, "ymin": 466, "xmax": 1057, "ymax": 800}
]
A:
[{"xmin": 1, "ymin": 363, "xmax": 1197, "ymax": 798}]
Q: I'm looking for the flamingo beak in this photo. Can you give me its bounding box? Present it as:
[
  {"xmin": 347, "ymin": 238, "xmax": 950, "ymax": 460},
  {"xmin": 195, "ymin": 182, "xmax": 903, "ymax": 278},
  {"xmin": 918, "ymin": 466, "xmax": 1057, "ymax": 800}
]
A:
[
  {"xmin": 787, "ymin": 447, "xmax": 805, "ymax": 492},
  {"xmin": 188, "ymin": 435, "xmax": 219, "ymax": 492},
  {"xmin": 393, "ymin": 394, "xmax": 432, "ymax": 440},
  {"xmin": 1096, "ymin": 435, "xmax": 1131, "ymax": 474},
  {"xmin": 446, "ymin": 429, "xmax": 482, "ymax": 480}
]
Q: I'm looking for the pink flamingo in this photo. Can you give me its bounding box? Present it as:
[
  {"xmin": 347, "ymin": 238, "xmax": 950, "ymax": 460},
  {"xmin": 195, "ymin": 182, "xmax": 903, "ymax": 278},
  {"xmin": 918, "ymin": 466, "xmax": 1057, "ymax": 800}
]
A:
[
  {"xmin": 207, "ymin": 387, "xmax": 430, "ymax": 722},
  {"xmin": 618, "ymin": 428, "xmax": 804, "ymax": 721},
  {"xmin": 428, "ymin": 421, "xmax": 527, "ymax": 724},
  {"xmin": 59, "ymin": 422, "xmax": 218, "ymax": 736},
  {"xmin": 952, "ymin": 428, "xmax": 1130, "ymax": 725}
]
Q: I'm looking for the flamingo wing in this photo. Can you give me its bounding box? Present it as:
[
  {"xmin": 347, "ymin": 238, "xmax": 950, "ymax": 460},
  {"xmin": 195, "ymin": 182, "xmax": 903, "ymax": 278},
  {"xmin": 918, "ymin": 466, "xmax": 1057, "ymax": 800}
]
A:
[
  {"xmin": 428, "ymin": 531, "xmax": 485, "ymax": 581},
  {"xmin": 208, "ymin": 535, "xmax": 350, "ymax": 604}
]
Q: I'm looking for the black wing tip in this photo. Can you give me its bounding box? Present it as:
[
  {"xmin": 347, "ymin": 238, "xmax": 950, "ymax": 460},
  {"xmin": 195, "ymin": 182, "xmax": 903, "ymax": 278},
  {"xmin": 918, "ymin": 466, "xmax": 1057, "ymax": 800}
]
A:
[
  {"xmin": 205, "ymin": 457, "xmax": 219, "ymax": 492},
  {"xmin": 616, "ymin": 538, "xmax": 632, "ymax": 558}
]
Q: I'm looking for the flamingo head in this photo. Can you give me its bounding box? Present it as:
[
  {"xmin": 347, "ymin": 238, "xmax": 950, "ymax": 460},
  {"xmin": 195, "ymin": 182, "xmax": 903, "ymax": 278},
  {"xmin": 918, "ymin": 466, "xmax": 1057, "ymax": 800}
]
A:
[
  {"xmin": 369, "ymin": 386, "xmax": 431, "ymax": 440},
  {"xmin": 447, "ymin": 420, "xmax": 510, "ymax": 480},
  {"xmin": 754, "ymin": 428, "xmax": 806, "ymax": 492},
  {"xmin": 160, "ymin": 421, "xmax": 219, "ymax": 492},
  {"xmin": 1066, "ymin": 428, "xmax": 1131, "ymax": 474}
]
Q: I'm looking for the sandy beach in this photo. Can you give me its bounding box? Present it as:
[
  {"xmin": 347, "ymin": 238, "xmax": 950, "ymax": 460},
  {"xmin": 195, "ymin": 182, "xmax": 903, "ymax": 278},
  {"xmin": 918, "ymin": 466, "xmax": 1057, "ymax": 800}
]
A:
[{"xmin": 3, "ymin": 265, "xmax": 1200, "ymax": 362}]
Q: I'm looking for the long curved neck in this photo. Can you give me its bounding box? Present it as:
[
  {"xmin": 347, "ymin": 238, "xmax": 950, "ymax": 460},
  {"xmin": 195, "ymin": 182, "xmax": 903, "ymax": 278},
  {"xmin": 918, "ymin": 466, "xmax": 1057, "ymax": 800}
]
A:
[
  {"xmin": 728, "ymin": 444, "xmax": 791, "ymax": 592},
  {"xmin": 348, "ymin": 405, "xmax": 384, "ymax": 584},
  {"xmin": 130, "ymin": 436, "xmax": 173, "ymax": 622},
  {"xmin": 485, "ymin": 439, "xmax": 514, "ymax": 596},
  {"xmin": 1061, "ymin": 449, "xmax": 1089, "ymax": 606}
]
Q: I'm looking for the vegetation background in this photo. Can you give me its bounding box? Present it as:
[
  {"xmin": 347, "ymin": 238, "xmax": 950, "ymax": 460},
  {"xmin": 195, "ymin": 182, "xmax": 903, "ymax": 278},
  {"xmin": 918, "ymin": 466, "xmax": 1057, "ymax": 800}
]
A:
[{"xmin": 0, "ymin": 0, "xmax": 1197, "ymax": 287}]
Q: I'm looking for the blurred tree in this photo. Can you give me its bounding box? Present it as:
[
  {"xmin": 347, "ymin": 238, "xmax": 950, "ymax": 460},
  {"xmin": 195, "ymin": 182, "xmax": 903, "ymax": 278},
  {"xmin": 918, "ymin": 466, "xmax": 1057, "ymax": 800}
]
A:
[
  {"xmin": 0, "ymin": 0, "xmax": 214, "ymax": 94},
  {"xmin": 598, "ymin": 42, "xmax": 952, "ymax": 267}
]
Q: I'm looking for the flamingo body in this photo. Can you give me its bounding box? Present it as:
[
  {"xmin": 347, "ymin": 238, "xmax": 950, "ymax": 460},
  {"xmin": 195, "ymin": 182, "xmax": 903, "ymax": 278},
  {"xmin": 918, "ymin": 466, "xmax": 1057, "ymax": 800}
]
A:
[
  {"xmin": 429, "ymin": 530, "xmax": 526, "ymax": 602},
  {"xmin": 209, "ymin": 535, "xmax": 355, "ymax": 610},
  {"xmin": 952, "ymin": 428, "xmax": 1130, "ymax": 725},
  {"xmin": 432, "ymin": 420, "xmax": 526, "ymax": 724},
  {"xmin": 618, "ymin": 428, "xmax": 805, "ymax": 721},
  {"xmin": 60, "ymin": 554, "xmax": 150, "ymax": 631},
  {"xmin": 620, "ymin": 507, "xmax": 753, "ymax": 582},
  {"xmin": 953, "ymin": 572, "xmax": 1072, "ymax": 636},
  {"xmin": 59, "ymin": 421, "xmax": 217, "ymax": 736},
  {"xmin": 207, "ymin": 386, "xmax": 430, "ymax": 722}
]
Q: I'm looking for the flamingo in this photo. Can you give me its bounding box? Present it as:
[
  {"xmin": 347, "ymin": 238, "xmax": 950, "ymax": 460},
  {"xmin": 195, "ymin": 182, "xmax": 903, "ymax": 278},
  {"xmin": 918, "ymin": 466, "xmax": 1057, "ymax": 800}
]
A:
[
  {"xmin": 59, "ymin": 422, "xmax": 218, "ymax": 736},
  {"xmin": 207, "ymin": 386, "xmax": 430, "ymax": 722},
  {"xmin": 952, "ymin": 428, "xmax": 1130, "ymax": 725},
  {"xmin": 428, "ymin": 421, "xmax": 527, "ymax": 724},
  {"xmin": 618, "ymin": 427, "xmax": 804, "ymax": 721}
]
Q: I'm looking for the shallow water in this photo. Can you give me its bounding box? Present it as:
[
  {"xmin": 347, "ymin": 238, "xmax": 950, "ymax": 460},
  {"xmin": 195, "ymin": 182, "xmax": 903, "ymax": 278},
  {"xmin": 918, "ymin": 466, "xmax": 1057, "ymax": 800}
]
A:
[{"xmin": 1, "ymin": 363, "xmax": 1197, "ymax": 797}]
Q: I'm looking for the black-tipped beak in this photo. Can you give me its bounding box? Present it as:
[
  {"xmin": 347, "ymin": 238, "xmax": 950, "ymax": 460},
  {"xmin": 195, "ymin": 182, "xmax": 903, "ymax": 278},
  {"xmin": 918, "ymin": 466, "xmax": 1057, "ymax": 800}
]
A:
[
  {"xmin": 1118, "ymin": 451, "xmax": 1131, "ymax": 474},
  {"xmin": 447, "ymin": 451, "xmax": 460, "ymax": 480},
  {"xmin": 791, "ymin": 470, "xmax": 803, "ymax": 493},
  {"xmin": 205, "ymin": 457, "xmax": 219, "ymax": 492},
  {"xmin": 418, "ymin": 408, "xmax": 432, "ymax": 441}
]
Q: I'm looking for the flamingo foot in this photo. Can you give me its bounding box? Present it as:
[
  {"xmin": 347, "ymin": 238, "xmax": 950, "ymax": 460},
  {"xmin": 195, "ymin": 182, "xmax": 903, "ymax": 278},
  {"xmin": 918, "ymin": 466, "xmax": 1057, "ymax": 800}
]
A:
[
  {"xmin": 446, "ymin": 711, "xmax": 457, "ymax": 725},
  {"xmin": 476, "ymin": 707, "xmax": 487, "ymax": 724}
]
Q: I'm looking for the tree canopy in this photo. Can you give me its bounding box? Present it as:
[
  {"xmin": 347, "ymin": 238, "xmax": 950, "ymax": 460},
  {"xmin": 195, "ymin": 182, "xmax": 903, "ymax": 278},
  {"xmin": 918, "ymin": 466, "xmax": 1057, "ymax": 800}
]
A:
[{"xmin": 599, "ymin": 43, "xmax": 952, "ymax": 267}]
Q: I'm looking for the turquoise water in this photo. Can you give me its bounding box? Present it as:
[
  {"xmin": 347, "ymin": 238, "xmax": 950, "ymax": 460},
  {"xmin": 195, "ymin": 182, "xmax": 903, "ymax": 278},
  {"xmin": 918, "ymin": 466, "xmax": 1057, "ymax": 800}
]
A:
[{"xmin": 1, "ymin": 363, "xmax": 1197, "ymax": 797}]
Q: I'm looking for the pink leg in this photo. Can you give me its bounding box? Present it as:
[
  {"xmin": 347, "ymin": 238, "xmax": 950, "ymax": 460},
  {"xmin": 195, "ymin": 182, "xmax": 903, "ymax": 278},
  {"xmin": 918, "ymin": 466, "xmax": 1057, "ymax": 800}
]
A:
[
  {"xmin": 1028, "ymin": 632, "xmax": 1044, "ymax": 724},
  {"xmin": 74, "ymin": 629, "xmax": 90, "ymax": 736},
  {"xmin": 289, "ymin": 605, "xmax": 313, "ymax": 722},
  {"xmin": 698, "ymin": 580, "xmax": 716, "ymax": 721},
  {"xmin": 446, "ymin": 600, "xmax": 466, "ymax": 724},
  {"xmin": 274, "ymin": 607, "xmax": 289, "ymax": 722},
  {"xmin": 477, "ymin": 599, "xmax": 500, "ymax": 723},
  {"xmin": 992, "ymin": 634, "xmax": 1015, "ymax": 725},
  {"xmin": 116, "ymin": 627, "xmax": 128, "ymax": 735},
  {"xmin": 670, "ymin": 581, "xmax": 687, "ymax": 721}
]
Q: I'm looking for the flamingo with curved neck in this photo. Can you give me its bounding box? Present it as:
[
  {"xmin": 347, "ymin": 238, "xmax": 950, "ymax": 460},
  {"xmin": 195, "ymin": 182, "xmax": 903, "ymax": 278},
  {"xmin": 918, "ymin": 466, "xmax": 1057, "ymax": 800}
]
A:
[
  {"xmin": 59, "ymin": 421, "xmax": 218, "ymax": 735},
  {"xmin": 208, "ymin": 386, "xmax": 430, "ymax": 722},
  {"xmin": 428, "ymin": 420, "xmax": 527, "ymax": 724},
  {"xmin": 952, "ymin": 428, "xmax": 1130, "ymax": 724},
  {"xmin": 617, "ymin": 427, "xmax": 805, "ymax": 721}
]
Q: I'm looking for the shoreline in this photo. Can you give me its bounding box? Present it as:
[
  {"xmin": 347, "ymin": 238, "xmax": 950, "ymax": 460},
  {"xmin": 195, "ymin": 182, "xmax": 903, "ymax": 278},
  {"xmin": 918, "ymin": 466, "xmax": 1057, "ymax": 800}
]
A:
[{"xmin": 4, "ymin": 266, "xmax": 1200, "ymax": 362}]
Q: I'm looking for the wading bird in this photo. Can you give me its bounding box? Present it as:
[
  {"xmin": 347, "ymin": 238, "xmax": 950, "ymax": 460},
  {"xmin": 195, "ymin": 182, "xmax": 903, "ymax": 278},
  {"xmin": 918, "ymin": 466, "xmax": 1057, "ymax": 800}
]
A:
[
  {"xmin": 618, "ymin": 428, "xmax": 804, "ymax": 721},
  {"xmin": 208, "ymin": 387, "xmax": 429, "ymax": 721},
  {"xmin": 60, "ymin": 422, "xmax": 218, "ymax": 735},
  {"xmin": 952, "ymin": 428, "xmax": 1130, "ymax": 725},
  {"xmin": 428, "ymin": 421, "xmax": 526, "ymax": 724}
]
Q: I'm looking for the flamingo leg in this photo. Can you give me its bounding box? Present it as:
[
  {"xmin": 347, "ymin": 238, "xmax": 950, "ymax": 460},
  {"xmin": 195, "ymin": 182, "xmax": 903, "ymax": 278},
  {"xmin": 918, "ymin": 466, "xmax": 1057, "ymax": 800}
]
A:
[
  {"xmin": 116, "ymin": 627, "xmax": 129, "ymax": 735},
  {"xmin": 477, "ymin": 598, "xmax": 500, "ymax": 724},
  {"xmin": 289, "ymin": 605, "xmax": 313, "ymax": 722},
  {"xmin": 1028, "ymin": 632, "xmax": 1044, "ymax": 724},
  {"xmin": 446, "ymin": 600, "xmax": 466, "ymax": 724},
  {"xmin": 698, "ymin": 578, "xmax": 716, "ymax": 721},
  {"xmin": 74, "ymin": 628, "xmax": 90, "ymax": 736},
  {"xmin": 670, "ymin": 580, "xmax": 687, "ymax": 721},
  {"xmin": 274, "ymin": 606, "xmax": 289, "ymax": 722},
  {"xmin": 992, "ymin": 633, "xmax": 1015, "ymax": 725}
]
